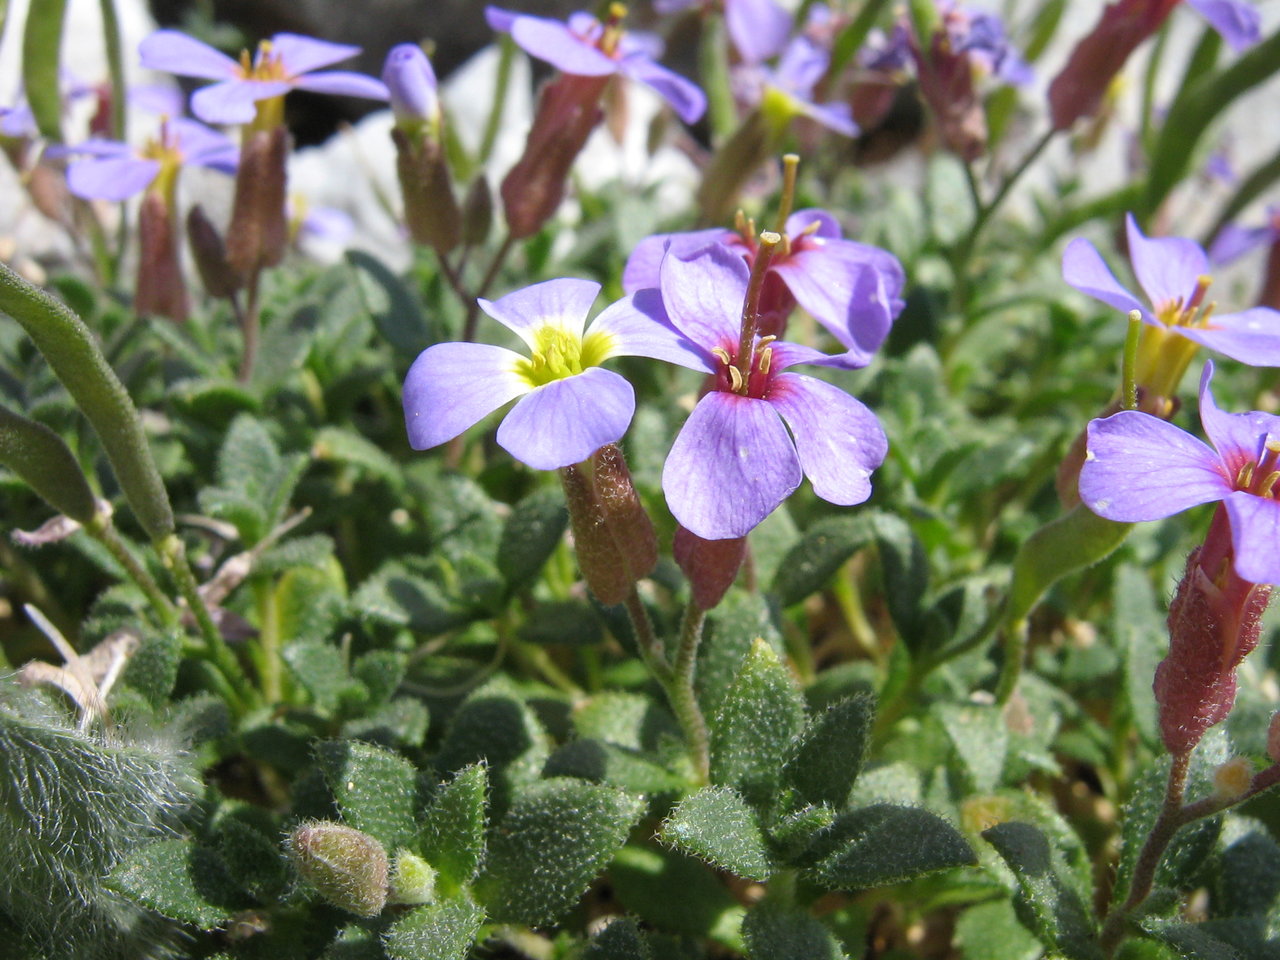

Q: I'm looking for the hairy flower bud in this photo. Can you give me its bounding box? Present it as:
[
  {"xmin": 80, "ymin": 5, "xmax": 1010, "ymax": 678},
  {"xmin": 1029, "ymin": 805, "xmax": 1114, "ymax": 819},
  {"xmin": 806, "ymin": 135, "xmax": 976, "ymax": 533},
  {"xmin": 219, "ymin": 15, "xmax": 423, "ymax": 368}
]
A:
[
  {"xmin": 561, "ymin": 462, "xmax": 631, "ymax": 604},
  {"xmin": 135, "ymin": 191, "xmax": 188, "ymax": 322},
  {"xmin": 912, "ymin": 28, "xmax": 986, "ymax": 162},
  {"xmin": 186, "ymin": 204, "xmax": 244, "ymax": 298},
  {"xmin": 501, "ymin": 73, "xmax": 608, "ymax": 239},
  {"xmin": 592, "ymin": 443, "xmax": 657, "ymax": 582},
  {"xmin": 392, "ymin": 127, "xmax": 461, "ymax": 254},
  {"xmin": 388, "ymin": 849, "xmax": 436, "ymax": 905},
  {"xmin": 1268, "ymin": 712, "xmax": 1280, "ymax": 763},
  {"xmin": 674, "ymin": 525, "xmax": 746, "ymax": 611},
  {"xmin": 287, "ymin": 821, "xmax": 388, "ymax": 917},
  {"xmin": 226, "ymin": 126, "xmax": 289, "ymax": 275},
  {"xmin": 1155, "ymin": 505, "xmax": 1273, "ymax": 756}
]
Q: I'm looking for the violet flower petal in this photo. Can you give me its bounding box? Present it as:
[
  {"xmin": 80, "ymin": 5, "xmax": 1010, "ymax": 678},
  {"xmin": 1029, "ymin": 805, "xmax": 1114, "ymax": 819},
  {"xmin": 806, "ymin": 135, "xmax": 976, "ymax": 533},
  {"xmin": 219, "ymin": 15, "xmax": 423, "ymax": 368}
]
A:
[
  {"xmin": 663, "ymin": 391, "xmax": 802, "ymax": 539},
  {"xmin": 660, "ymin": 243, "xmax": 748, "ymax": 350},
  {"xmin": 1208, "ymin": 223, "xmax": 1275, "ymax": 266},
  {"xmin": 1194, "ymin": 361, "xmax": 1280, "ymax": 475},
  {"xmin": 1080, "ymin": 412, "xmax": 1228, "ymax": 521},
  {"xmin": 403, "ymin": 341, "xmax": 530, "ymax": 450},
  {"xmin": 797, "ymin": 100, "xmax": 859, "ymax": 137},
  {"xmin": 67, "ymin": 156, "xmax": 161, "ymax": 200},
  {"xmin": 46, "ymin": 138, "xmax": 133, "ymax": 159},
  {"xmin": 270, "ymin": 33, "xmax": 362, "ymax": 75},
  {"xmin": 139, "ymin": 30, "xmax": 238, "ymax": 81},
  {"xmin": 478, "ymin": 278, "xmax": 601, "ymax": 347},
  {"xmin": 192, "ymin": 80, "xmax": 292, "ymax": 125},
  {"xmin": 1187, "ymin": 0, "xmax": 1261, "ymax": 51},
  {"xmin": 170, "ymin": 117, "xmax": 238, "ymax": 170},
  {"xmin": 769, "ymin": 372, "xmax": 886, "ymax": 505},
  {"xmin": 768, "ymin": 340, "xmax": 839, "ymax": 370},
  {"xmin": 590, "ymin": 290, "xmax": 715, "ymax": 373},
  {"xmin": 129, "ymin": 84, "xmax": 186, "ymax": 117},
  {"xmin": 1175, "ymin": 309, "xmax": 1280, "ymax": 368},
  {"xmin": 291, "ymin": 71, "xmax": 390, "ymax": 101},
  {"xmin": 485, "ymin": 7, "xmax": 520, "ymax": 32},
  {"xmin": 383, "ymin": 43, "xmax": 438, "ymax": 120},
  {"xmin": 1223, "ymin": 491, "xmax": 1280, "ymax": 584},
  {"xmin": 725, "ymin": 0, "xmax": 792, "ymax": 64},
  {"xmin": 496, "ymin": 367, "xmax": 635, "ymax": 470},
  {"xmin": 1125, "ymin": 212, "xmax": 1207, "ymax": 311},
  {"xmin": 509, "ymin": 16, "xmax": 618, "ymax": 75},
  {"xmin": 785, "ymin": 208, "xmax": 841, "ymax": 240},
  {"xmin": 618, "ymin": 55, "xmax": 707, "ymax": 123},
  {"xmin": 621, "ymin": 229, "xmax": 731, "ymax": 293},
  {"xmin": 1061, "ymin": 237, "xmax": 1146, "ymax": 318}
]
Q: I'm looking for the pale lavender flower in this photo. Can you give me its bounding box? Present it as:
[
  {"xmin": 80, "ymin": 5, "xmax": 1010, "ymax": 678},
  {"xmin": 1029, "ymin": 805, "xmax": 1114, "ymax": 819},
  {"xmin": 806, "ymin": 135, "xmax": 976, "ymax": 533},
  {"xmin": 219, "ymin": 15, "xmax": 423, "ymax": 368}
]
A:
[
  {"xmin": 485, "ymin": 6, "xmax": 706, "ymax": 123},
  {"xmin": 52, "ymin": 118, "xmax": 237, "ymax": 201},
  {"xmin": 734, "ymin": 34, "xmax": 857, "ymax": 135},
  {"xmin": 1062, "ymin": 212, "xmax": 1280, "ymax": 366},
  {"xmin": 139, "ymin": 29, "xmax": 389, "ymax": 125},
  {"xmin": 941, "ymin": 2, "xmax": 1033, "ymax": 86},
  {"xmin": 1186, "ymin": 0, "xmax": 1261, "ymax": 52},
  {"xmin": 611, "ymin": 244, "xmax": 887, "ymax": 539},
  {"xmin": 1081, "ymin": 361, "xmax": 1280, "ymax": 584},
  {"xmin": 656, "ymin": 0, "xmax": 792, "ymax": 64},
  {"xmin": 623, "ymin": 209, "xmax": 905, "ymax": 367},
  {"xmin": 403, "ymin": 278, "xmax": 702, "ymax": 470},
  {"xmin": 1209, "ymin": 206, "xmax": 1280, "ymax": 267},
  {"xmin": 382, "ymin": 43, "xmax": 438, "ymax": 124}
]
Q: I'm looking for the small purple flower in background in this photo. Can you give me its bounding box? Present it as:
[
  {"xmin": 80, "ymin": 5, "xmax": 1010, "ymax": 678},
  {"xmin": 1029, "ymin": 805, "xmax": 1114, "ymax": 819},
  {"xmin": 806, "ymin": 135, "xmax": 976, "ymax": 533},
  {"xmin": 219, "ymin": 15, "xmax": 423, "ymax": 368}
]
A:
[
  {"xmin": 1080, "ymin": 361, "xmax": 1280, "ymax": 585},
  {"xmin": 655, "ymin": 0, "xmax": 792, "ymax": 65},
  {"xmin": 138, "ymin": 29, "xmax": 389, "ymax": 125},
  {"xmin": 623, "ymin": 209, "xmax": 905, "ymax": 367},
  {"xmin": 1185, "ymin": 0, "xmax": 1261, "ymax": 52},
  {"xmin": 939, "ymin": 2, "xmax": 1033, "ymax": 86},
  {"xmin": 403, "ymin": 278, "xmax": 703, "ymax": 470},
  {"xmin": 485, "ymin": 5, "xmax": 706, "ymax": 123},
  {"xmin": 382, "ymin": 43, "xmax": 439, "ymax": 127},
  {"xmin": 52, "ymin": 118, "xmax": 238, "ymax": 201},
  {"xmin": 614, "ymin": 244, "xmax": 888, "ymax": 539},
  {"xmin": 1063, "ymin": 212, "xmax": 1280, "ymax": 367},
  {"xmin": 734, "ymin": 34, "xmax": 857, "ymax": 136},
  {"xmin": 1209, "ymin": 205, "xmax": 1280, "ymax": 267}
]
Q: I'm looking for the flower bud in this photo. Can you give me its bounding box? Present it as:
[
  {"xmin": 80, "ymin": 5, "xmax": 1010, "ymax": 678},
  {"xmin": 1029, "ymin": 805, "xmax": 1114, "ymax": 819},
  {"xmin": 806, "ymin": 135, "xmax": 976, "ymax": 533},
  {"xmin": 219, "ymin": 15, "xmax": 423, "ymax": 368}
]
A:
[
  {"xmin": 383, "ymin": 44, "xmax": 439, "ymax": 131},
  {"xmin": 592, "ymin": 443, "xmax": 657, "ymax": 582},
  {"xmin": 673, "ymin": 525, "xmax": 746, "ymax": 611},
  {"xmin": 1155, "ymin": 505, "xmax": 1273, "ymax": 756},
  {"xmin": 391, "ymin": 126, "xmax": 461, "ymax": 255},
  {"xmin": 186, "ymin": 204, "xmax": 244, "ymax": 299},
  {"xmin": 1268, "ymin": 712, "xmax": 1280, "ymax": 763},
  {"xmin": 1212, "ymin": 756, "xmax": 1253, "ymax": 801},
  {"xmin": 287, "ymin": 821, "xmax": 388, "ymax": 917},
  {"xmin": 135, "ymin": 190, "xmax": 188, "ymax": 322},
  {"xmin": 462, "ymin": 175, "xmax": 494, "ymax": 248},
  {"xmin": 226, "ymin": 126, "xmax": 289, "ymax": 275},
  {"xmin": 912, "ymin": 28, "xmax": 986, "ymax": 162},
  {"xmin": 560, "ymin": 462, "xmax": 631, "ymax": 604},
  {"xmin": 1259, "ymin": 227, "xmax": 1280, "ymax": 312},
  {"xmin": 388, "ymin": 849, "xmax": 436, "ymax": 905},
  {"xmin": 501, "ymin": 73, "xmax": 608, "ymax": 239}
]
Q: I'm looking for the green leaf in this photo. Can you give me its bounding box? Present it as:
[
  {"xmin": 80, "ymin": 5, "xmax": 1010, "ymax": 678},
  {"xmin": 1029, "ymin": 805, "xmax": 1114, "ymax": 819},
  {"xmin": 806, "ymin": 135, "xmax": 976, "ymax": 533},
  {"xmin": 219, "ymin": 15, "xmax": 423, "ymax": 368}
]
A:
[
  {"xmin": 866, "ymin": 512, "xmax": 931, "ymax": 645},
  {"xmin": 107, "ymin": 838, "xmax": 243, "ymax": 929},
  {"xmin": 420, "ymin": 763, "xmax": 488, "ymax": 889},
  {"xmin": 1139, "ymin": 919, "xmax": 1242, "ymax": 960},
  {"xmin": 953, "ymin": 899, "xmax": 1043, "ymax": 960},
  {"xmin": 284, "ymin": 640, "xmax": 356, "ymax": 715},
  {"xmin": 497, "ymin": 487, "xmax": 567, "ymax": 591},
  {"xmin": 770, "ymin": 517, "xmax": 873, "ymax": 607},
  {"xmin": 610, "ymin": 845, "xmax": 745, "ymax": 946},
  {"xmin": 583, "ymin": 917, "xmax": 651, "ymax": 960},
  {"xmin": 315, "ymin": 740, "xmax": 418, "ymax": 852},
  {"xmin": 352, "ymin": 650, "xmax": 407, "ymax": 705},
  {"xmin": 383, "ymin": 890, "xmax": 484, "ymax": 960},
  {"xmin": 0, "ymin": 401, "xmax": 96, "ymax": 522},
  {"xmin": 312, "ymin": 425, "xmax": 401, "ymax": 485},
  {"xmin": 982, "ymin": 821, "xmax": 1102, "ymax": 960},
  {"xmin": 936, "ymin": 703, "xmax": 1008, "ymax": 793},
  {"xmin": 783, "ymin": 694, "xmax": 875, "ymax": 810},
  {"xmin": 519, "ymin": 600, "xmax": 603, "ymax": 646},
  {"xmin": 341, "ymin": 698, "xmax": 430, "ymax": 750},
  {"xmin": 806, "ymin": 804, "xmax": 975, "ymax": 890},
  {"xmin": 21, "ymin": 0, "xmax": 67, "ymax": 141},
  {"xmin": 121, "ymin": 627, "xmax": 183, "ymax": 706},
  {"xmin": 544, "ymin": 739, "xmax": 687, "ymax": 795},
  {"xmin": 660, "ymin": 786, "xmax": 771, "ymax": 881},
  {"xmin": 572, "ymin": 692, "xmax": 680, "ymax": 751},
  {"xmin": 214, "ymin": 816, "xmax": 288, "ymax": 902},
  {"xmin": 1114, "ymin": 564, "xmax": 1163, "ymax": 749},
  {"xmin": 476, "ymin": 777, "xmax": 644, "ymax": 926},
  {"xmin": 742, "ymin": 903, "xmax": 848, "ymax": 960},
  {"xmin": 347, "ymin": 250, "xmax": 432, "ymax": 357},
  {"xmin": 697, "ymin": 589, "xmax": 785, "ymax": 719},
  {"xmin": 1217, "ymin": 828, "xmax": 1280, "ymax": 917},
  {"xmin": 709, "ymin": 639, "xmax": 806, "ymax": 811}
]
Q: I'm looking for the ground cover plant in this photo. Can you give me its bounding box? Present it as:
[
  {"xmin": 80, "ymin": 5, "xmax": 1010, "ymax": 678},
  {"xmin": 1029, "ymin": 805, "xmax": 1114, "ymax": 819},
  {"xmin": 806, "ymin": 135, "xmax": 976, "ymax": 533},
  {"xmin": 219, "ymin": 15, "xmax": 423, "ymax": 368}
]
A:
[{"xmin": 3, "ymin": 0, "xmax": 1280, "ymax": 957}]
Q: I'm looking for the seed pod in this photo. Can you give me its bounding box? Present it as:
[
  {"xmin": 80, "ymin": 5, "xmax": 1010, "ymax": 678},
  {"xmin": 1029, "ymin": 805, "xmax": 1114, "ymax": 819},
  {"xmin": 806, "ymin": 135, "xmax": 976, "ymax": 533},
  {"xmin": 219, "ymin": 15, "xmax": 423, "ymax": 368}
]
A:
[
  {"xmin": 387, "ymin": 849, "xmax": 436, "ymax": 905},
  {"xmin": 226, "ymin": 126, "xmax": 289, "ymax": 276},
  {"xmin": 135, "ymin": 191, "xmax": 188, "ymax": 322}
]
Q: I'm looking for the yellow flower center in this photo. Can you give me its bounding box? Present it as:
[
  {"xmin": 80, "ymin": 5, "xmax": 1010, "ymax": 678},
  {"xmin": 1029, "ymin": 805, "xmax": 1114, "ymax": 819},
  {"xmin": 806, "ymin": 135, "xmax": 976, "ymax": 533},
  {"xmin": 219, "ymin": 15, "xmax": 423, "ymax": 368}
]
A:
[
  {"xmin": 515, "ymin": 325, "xmax": 612, "ymax": 388},
  {"xmin": 239, "ymin": 40, "xmax": 291, "ymax": 82}
]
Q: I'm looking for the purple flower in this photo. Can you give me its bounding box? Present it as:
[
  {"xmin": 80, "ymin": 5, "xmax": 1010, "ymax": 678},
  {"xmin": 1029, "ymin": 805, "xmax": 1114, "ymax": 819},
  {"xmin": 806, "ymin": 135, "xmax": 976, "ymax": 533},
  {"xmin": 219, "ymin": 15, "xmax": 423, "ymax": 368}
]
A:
[
  {"xmin": 735, "ymin": 35, "xmax": 857, "ymax": 136},
  {"xmin": 656, "ymin": 0, "xmax": 792, "ymax": 64},
  {"xmin": 484, "ymin": 6, "xmax": 706, "ymax": 124},
  {"xmin": 940, "ymin": 2, "xmax": 1032, "ymax": 86},
  {"xmin": 1209, "ymin": 206, "xmax": 1280, "ymax": 267},
  {"xmin": 1186, "ymin": 0, "xmax": 1260, "ymax": 52},
  {"xmin": 1062, "ymin": 212, "xmax": 1280, "ymax": 367},
  {"xmin": 403, "ymin": 278, "xmax": 703, "ymax": 470},
  {"xmin": 1081, "ymin": 361, "xmax": 1280, "ymax": 584},
  {"xmin": 623, "ymin": 209, "xmax": 905, "ymax": 367},
  {"xmin": 382, "ymin": 43, "xmax": 439, "ymax": 124},
  {"xmin": 612, "ymin": 244, "xmax": 887, "ymax": 539},
  {"xmin": 52, "ymin": 118, "xmax": 237, "ymax": 201},
  {"xmin": 138, "ymin": 30, "xmax": 389, "ymax": 125}
]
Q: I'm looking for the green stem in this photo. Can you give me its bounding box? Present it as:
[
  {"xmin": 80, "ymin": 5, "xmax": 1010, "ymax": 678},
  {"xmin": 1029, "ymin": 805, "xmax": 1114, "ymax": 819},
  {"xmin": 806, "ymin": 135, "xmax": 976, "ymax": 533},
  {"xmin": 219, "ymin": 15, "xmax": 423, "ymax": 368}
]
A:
[
  {"xmin": 1121, "ymin": 310, "xmax": 1143, "ymax": 411},
  {"xmin": 478, "ymin": 36, "xmax": 517, "ymax": 168},
  {"xmin": 237, "ymin": 271, "xmax": 262, "ymax": 384},
  {"xmin": 668, "ymin": 603, "xmax": 711, "ymax": 784},
  {"xmin": 160, "ymin": 534, "xmax": 254, "ymax": 712},
  {"xmin": 87, "ymin": 511, "xmax": 177, "ymax": 627},
  {"xmin": 461, "ymin": 233, "xmax": 515, "ymax": 342},
  {"xmin": 253, "ymin": 578, "xmax": 282, "ymax": 704},
  {"xmin": 993, "ymin": 616, "xmax": 1027, "ymax": 706},
  {"xmin": 623, "ymin": 587, "xmax": 667, "ymax": 680}
]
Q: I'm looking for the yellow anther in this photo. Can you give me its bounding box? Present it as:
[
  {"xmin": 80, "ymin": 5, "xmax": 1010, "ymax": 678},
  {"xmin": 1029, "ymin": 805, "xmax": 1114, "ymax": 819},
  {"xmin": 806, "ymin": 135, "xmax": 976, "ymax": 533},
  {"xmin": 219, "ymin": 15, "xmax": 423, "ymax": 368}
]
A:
[
  {"xmin": 758, "ymin": 347, "xmax": 773, "ymax": 375},
  {"xmin": 758, "ymin": 335, "xmax": 777, "ymax": 345},
  {"xmin": 711, "ymin": 346, "xmax": 732, "ymax": 365},
  {"xmin": 1238, "ymin": 463, "xmax": 1255, "ymax": 488},
  {"xmin": 1259, "ymin": 471, "xmax": 1280, "ymax": 498},
  {"xmin": 609, "ymin": 2, "xmax": 627, "ymax": 20},
  {"xmin": 727, "ymin": 366, "xmax": 744, "ymax": 392},
  {"xmin": 1267, "ymin": 438, "xmax": 1280, "ymax": 453}
]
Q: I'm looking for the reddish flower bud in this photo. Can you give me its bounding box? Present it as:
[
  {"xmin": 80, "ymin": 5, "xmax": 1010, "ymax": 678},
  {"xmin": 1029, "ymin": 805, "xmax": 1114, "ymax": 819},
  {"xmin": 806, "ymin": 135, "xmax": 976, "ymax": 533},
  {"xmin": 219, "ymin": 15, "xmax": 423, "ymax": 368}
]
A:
[
  {"xmin": 673, "ymin": 525, "xmax": 746, "ymax": 611},
  {"xmin": 912, "ymin": 29, "xmax": 986, "ymax": 162},
  {"xmin": 592, "ymin": 443, "xmax": 657, "ymax": 581},
  {"xmin": 560, "ymin": 462, "xmax": 631, "ymax": 605},
  {"xmin": 1155, "ymin": 505, "xmax": 1273, "ymax": 756},
  {"xmin": 287, "ymin": 821, "xmax": 388, "ymax": 917},
  {"xmin": 1267, "ymin": 711, "xmax": 1280, "ymax": 763},
  {"xmin": 501, "ymin": 73, "xmax": 609, "ymax": 239},
  {"xmin": 186, "ymin": 204, "xmax": 244, "ymax": 298},
  {"xmin": 391, "ymin": 126, "xmax": 461, "ymax": 254},
  {"xmin": 1048, "ymin": 0, "xmax": 1179, "ymax": 131},
  {"xmin": 226, "ymin": 126, "xmax": 289, "ymax": 276},
  {"xmin": 135, "ymin": 191, "xmax": 188, "ymax": 322}
]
